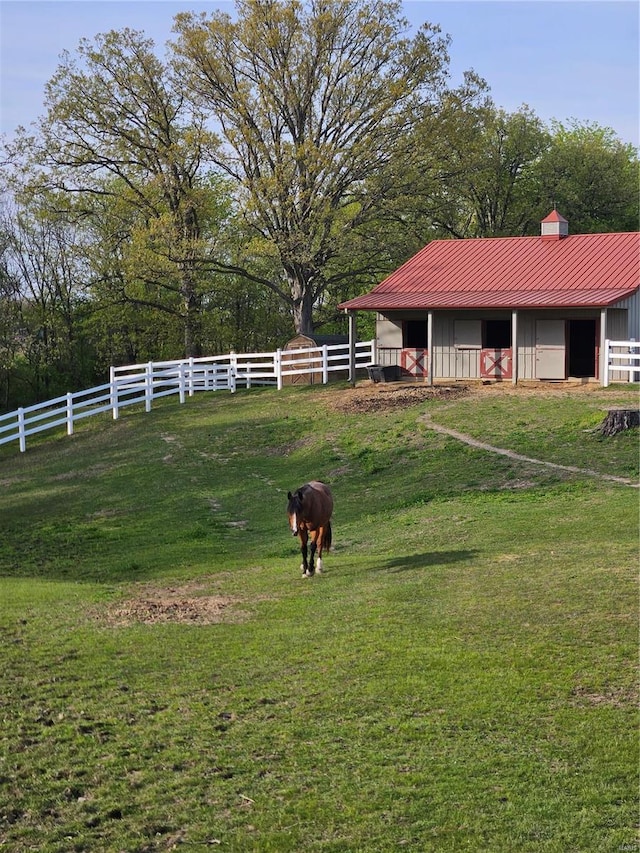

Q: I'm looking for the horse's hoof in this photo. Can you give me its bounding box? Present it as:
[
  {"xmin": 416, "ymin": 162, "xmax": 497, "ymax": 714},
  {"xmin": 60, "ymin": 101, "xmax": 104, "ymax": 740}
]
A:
[{"xmin": 316, "ymin": 559, "xmax": 323, "ymax": 574}]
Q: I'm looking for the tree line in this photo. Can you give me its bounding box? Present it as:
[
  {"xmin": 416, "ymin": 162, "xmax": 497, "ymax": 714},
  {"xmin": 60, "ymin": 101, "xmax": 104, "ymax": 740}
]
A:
[{"xmin": 1, "ymin": 0, "xmax": 637, "ymax": 411}]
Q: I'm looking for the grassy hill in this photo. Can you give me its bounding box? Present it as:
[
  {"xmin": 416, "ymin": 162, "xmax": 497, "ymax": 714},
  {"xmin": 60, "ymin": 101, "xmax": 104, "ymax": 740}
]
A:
[{"xmin": 0, "ymin": 382, "xmax": 638, "ymax": 852}]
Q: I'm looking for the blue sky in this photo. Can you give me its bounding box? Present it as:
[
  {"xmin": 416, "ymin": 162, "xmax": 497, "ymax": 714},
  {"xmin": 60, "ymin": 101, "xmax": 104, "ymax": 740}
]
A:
[{"xmin": 1, "ymin": 0, "xmax": 638, "ymax": 146}]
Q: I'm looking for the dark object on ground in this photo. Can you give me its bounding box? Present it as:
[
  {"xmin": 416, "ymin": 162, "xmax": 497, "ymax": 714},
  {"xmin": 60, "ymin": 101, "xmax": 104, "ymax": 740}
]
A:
[
  {"xmin": 367, "ymin": 364, "xmax": 402, "ymax": 383},
  {"xmin": 599, "ymin": 409, "xmax": 640, "ymax": 436}
]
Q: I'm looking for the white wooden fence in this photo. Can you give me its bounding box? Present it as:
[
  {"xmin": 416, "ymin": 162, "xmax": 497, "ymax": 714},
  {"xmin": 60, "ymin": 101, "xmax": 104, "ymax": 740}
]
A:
[
  {"xmin": 0, "ymin": 341, "xmax": 375, "ymax": 453},
  {"xmin": 603, "ymin": 339, "xmax": 640, "ymax": 387}
]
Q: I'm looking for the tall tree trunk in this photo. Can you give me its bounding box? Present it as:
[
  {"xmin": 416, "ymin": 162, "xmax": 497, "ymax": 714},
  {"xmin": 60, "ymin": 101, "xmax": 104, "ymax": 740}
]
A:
[
  {"xmin": 182, "ymin": 279, "xmax": 202, "ymax": 358},
  {"xmin": 288, "ymin": 271, "xmax": 315, "ymax": 336}
]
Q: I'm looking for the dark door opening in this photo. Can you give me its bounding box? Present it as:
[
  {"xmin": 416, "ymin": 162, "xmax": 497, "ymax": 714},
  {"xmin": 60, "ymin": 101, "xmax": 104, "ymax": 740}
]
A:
[
  {"xmin": 483, "ymin": 319, "xmax": 511, "ymax": 348},
  {"xmin": 568, "ymin": 319, "xmax": 597, "ymax": 377},
  {"xmin": 404, "ymin": 320, "xmax": 428, "ymax": 348}
]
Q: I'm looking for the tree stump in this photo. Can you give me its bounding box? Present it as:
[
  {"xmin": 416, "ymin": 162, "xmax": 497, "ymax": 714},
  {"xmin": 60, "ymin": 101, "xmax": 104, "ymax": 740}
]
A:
[{"xmin": 599, "ymin": 409, "xmax": 640, "ymax": 436}]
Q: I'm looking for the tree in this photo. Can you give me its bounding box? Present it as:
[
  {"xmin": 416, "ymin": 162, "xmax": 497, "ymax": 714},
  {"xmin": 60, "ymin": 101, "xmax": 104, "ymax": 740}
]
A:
[
  {"xmin": 378, "ymin": 104, "xmax": 638, "ymax": 248},
  {"xmin": 454, "ymin": 106, "xmax": 550, "ymax": 237},
  {"xmin": 530, "ymin": 121, "xmax": 639, "ymax": 233},
  {"xmin": 12, "ymin": 28, "xmax": 224, "ymax": 357},
  {"xmin": 395, "ymin": 101, "xmax": 550, "ymax": 240},
  {"xmin": 0, "ymin": 196, "xmax": 95, "ymax": 402},
  {"xmin": 360, "ymin": 72, "xmax": 493, "ymax": 257},
  {"xmin": 0, "ymin": 228, "xmax": 22, "ymax": 410},
  {"xmin": 172, "ymin": 0, "xmax": 454, "ymax": 334}
]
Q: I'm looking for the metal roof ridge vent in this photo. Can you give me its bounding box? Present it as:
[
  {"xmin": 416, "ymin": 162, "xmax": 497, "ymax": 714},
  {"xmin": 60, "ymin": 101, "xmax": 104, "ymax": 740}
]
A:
[{"xmin": 541, "ymin": 208, "xmax": 569, "ymax": 241}]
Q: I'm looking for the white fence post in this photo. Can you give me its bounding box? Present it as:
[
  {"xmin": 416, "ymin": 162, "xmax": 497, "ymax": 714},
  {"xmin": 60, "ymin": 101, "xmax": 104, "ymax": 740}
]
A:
[
  {"xmin": 179, "ymin": 362, "xmax": 186, "ymax": 404},
  {"xmin": 18, "ymin": 407, "xmax": 25, "ymax": 453},
  {"xmin": 603, "ymin": 339, "xmax": 610, "ymax": 387},
  {"xmin": 110, "ymin": 366, "xmax": 119, "ymax": 420},
  {"xmin": 188, "ymin": 357, "xmax": 195, "ymax": 397},
  {"xmin": 66, "ymin": 392, "xmax": 74, "ymax": 436},
  {"xmin": 229, "ymin": 351, "xmax": 237, "ymax": 393},
  {"xmin": 145, "ymin": 362, "xmax": 153, "ymax": 412},
  {"xmin": 275, "ymin": 348, "xmax": 283, "ymax": 390},
  {"xmin": 322, "ymin": 345, "xmax": 329, "ymax": 384}
]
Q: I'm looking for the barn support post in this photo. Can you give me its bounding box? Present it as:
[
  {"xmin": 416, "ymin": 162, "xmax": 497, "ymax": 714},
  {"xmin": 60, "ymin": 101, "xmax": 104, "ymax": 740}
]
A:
[
  {"xmin": 427, "ymin": 311, "xmax": 434, "ymax": 385},
  {"xmin": 348, "ymin": 312, "xmax": 357, "ymax": 386},
  {"xmin": 511, "ymin": 310, "xmax": 519, "ymax": 385},
  {"xmin": 600, "ymin": 308, "xmax": 608, "ymax": 384}
]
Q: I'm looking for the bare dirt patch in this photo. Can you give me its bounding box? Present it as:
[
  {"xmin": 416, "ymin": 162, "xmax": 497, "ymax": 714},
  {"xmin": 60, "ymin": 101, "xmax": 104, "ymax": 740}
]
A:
[
  {"xmin": 330, "ymin": 383, "xmax": 470, "ymax": 414},
  {"xmin": 330, "ymin": 378, "xmax": 635, "ymax": 414},
  {"xmin": 101, "ymin": 580, "xmax": 250, "ymax": 626},
  {"xmin": 570, "ymin": 684, "xmax": 638, "ymax": 709}
]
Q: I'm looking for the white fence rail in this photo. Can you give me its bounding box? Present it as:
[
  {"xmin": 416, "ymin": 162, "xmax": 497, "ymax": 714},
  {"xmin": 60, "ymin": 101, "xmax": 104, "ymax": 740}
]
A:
[
  {"xmin": 603, "ymin": 339, "xmax": 640, "ymax": 387},
  {"xmin": 0, "ymin": 341, "xmax": 375, "ymax": 453}
]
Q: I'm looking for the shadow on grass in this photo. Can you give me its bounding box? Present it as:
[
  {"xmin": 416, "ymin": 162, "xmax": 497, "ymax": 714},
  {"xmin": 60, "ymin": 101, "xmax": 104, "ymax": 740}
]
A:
[{"xmin": 379, "ymin": 549, "xmax": 479, "ymax": 573}]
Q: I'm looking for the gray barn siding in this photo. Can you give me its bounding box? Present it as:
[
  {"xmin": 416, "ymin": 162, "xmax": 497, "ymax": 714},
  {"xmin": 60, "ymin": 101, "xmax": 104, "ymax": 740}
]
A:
[
  {"xmin": 374, "ymin": 305, "xmax": 636, "ymax": 382},
  {"xmin": 434, "ymin": 313, "xmax": 488, "ymax": 380},
  {"xmin": 518, "ymin": 309, "xmax": 603, "ymax": 380},
  {"xmin": 515, "ymin": 315, "xmax": 536, "ymax": 380},
  {"xmin": 376, "ymin": 314, "xmax": 403, "ymax": 350},
  {"xmin": 613, "ymin": 292, "xmax": 639, "ymax": 340},
  {"xmin": 606, "ymin": 305, "xmax": 635, "ymax": 382},
  {"xmin": 606, "ymin": 308, "xmax": 629, "ymax": 340}
]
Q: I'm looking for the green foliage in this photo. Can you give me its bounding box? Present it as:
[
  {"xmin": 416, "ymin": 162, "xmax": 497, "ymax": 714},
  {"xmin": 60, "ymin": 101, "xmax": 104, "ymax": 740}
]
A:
[
  {"xmin": 390, "ymin": 104, "xmax": 638, "ymax": 242},
  {"xmin": 0, "ymin": 257, "xmax": 23, "ymax": 409},
  {"xmin": 532, "ymin": 120, "xmax": 640, "ymax": 233},
  {"xmin": 0, "ymin": 385, "xmax": 637, "ymax": 850},
  {"xmin": 19, "ymin": 28, "xmax": 227, "ymax": 358},
  {"xmin": 0, "ymin": 4, "xmax": 637, "ymax": 404},
  {"xmin": 172, "ymin": 0, "xmax": 454, "ymax": 333}
]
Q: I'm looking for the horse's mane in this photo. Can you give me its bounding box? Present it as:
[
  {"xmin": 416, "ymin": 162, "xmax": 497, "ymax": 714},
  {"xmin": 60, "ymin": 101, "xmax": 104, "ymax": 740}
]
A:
[{"xmin": 287, "ymin": 487, "xmax": 305, "ymax": 515}]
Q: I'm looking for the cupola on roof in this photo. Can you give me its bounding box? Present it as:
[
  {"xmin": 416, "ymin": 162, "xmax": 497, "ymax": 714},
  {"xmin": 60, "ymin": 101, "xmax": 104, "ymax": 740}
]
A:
[{"xmin": 541, "ymin": 209, "xmax": 569, "ymax": 240}]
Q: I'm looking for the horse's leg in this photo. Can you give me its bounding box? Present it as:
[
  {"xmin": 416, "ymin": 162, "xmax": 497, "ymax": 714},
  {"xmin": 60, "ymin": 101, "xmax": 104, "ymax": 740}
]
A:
[
  {"xmin": 299, "ymin": 530, "xmax": 309, "ymax": 576},
  {"xmin": 308, "ymin": 530, "xmax": 318, "ymax": 577},
  {"xmin": 315, "ymin": 527, "xmax": 324, "ymax": 574}
]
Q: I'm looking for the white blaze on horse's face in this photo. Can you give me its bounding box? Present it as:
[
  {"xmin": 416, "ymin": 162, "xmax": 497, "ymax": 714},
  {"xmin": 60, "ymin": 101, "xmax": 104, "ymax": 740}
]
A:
[{"xmin": 290, "ymin": 512, "xmax": 298, "ymax": 536}]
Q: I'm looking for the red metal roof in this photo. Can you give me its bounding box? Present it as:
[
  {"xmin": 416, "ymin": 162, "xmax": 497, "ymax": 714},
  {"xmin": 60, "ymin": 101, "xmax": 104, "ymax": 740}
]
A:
[
  {"xmin": 339, "ymin": 231, "xmax": 640, "ymax": 311},
  {"xmin": 541, "ymin": 209, "xmax": 568, "ymax": 224}
]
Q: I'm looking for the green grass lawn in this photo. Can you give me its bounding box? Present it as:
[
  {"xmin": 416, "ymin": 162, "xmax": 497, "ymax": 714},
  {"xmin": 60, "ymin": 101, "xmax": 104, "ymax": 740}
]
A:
[{"xmin": 0, "ymin": 382, "xmax": 638, "ymax": 852}]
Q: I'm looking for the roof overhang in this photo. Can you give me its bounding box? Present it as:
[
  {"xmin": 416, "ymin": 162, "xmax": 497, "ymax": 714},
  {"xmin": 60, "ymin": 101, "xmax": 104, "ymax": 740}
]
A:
[{"xmin": 339, "ymin": 286, "xmax": 639, "ymax": 312}]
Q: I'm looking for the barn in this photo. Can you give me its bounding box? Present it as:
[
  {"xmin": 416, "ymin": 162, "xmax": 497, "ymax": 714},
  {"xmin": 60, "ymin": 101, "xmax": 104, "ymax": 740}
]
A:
[{"xmin": 339, "ymin": 211, "xmax": 640, "ymax": 384}]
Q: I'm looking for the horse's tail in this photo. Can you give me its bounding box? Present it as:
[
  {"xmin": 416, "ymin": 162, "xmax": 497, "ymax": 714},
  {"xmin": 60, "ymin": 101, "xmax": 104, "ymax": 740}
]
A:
[{"xmin": 325, "ymin": 521, "xmax": 332, "ymax": 552}]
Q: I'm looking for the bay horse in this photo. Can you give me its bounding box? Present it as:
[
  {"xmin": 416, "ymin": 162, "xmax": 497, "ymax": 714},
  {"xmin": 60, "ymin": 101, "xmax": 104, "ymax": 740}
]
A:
[{"xmin": 287, "ymin": 481, "xmax": 333, "ymax": 577}]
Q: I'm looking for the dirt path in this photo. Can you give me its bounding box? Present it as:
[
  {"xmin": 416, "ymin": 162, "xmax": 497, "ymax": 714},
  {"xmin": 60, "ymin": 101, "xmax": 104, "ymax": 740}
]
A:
[{"xmin": 420, "ymin": 412, "xmax": 639, "ymax": 488}]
